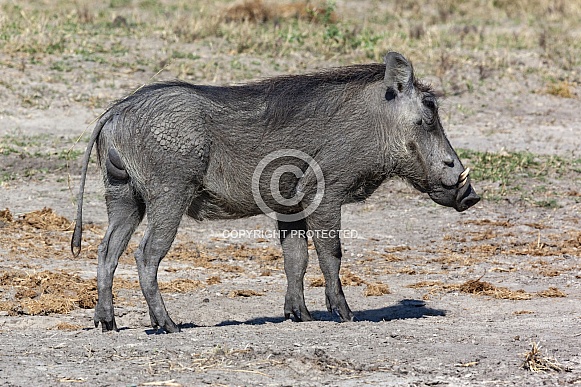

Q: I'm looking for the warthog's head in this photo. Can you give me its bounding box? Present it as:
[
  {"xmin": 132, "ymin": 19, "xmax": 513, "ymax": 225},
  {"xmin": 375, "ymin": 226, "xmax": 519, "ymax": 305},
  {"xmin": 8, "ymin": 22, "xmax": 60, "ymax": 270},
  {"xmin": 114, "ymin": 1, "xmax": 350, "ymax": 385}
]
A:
[{"xmin": 382, "ymin": 52, "xmax": 480, "ymax": 212}]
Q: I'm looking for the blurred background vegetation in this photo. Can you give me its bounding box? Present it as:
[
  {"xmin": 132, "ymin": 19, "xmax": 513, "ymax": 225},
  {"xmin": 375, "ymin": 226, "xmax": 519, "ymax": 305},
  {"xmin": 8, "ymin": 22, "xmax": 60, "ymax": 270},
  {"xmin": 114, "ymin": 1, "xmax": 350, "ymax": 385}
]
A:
[{"xmin": 1, "ymin": 0, "xmax": 579, "ymax": 93}]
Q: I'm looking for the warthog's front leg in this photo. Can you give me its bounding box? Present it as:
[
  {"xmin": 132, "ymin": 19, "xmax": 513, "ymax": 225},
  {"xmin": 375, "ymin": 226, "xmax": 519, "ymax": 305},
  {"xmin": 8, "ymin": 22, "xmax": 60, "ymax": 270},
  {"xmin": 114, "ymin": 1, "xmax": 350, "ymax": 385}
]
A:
[
  {"xmin": 95, "ymin": 191, "xmax": 144, "ymax": 332},
  {"xmin": 307, "ymin": 206, "xmax": 354, "ymax": 322},
  {"xmin": 278, "ymin": 219, "xmax": 312, "ymax": 322}
]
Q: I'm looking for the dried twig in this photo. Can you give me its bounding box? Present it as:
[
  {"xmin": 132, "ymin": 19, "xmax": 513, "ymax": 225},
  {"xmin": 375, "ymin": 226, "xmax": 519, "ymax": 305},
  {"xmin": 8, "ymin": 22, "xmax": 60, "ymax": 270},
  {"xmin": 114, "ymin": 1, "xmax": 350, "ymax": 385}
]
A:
[{"xmin": 521, "ymin": 342, "xmax": 564, "ymax": 373}]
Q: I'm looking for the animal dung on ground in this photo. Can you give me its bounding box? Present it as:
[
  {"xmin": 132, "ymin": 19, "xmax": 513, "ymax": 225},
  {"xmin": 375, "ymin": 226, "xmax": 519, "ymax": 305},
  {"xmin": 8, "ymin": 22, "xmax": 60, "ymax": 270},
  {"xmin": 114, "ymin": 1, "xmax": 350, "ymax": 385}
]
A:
[
  {"xmin": 228, "ymin": 289, "xmax": 264, "ymax": 297},
  {"xmin": 407, "ymin": 277, "xmax": 567, "ymax": 301},
  {"xmin": 0, "ymin": 270, "xmax": 97, "ymax": 315},
  {"xmin": 364, "ymin": 282, "xmax": 391, "ymax": 296},
  {"xmin": 21, "ymin": 207, "xmax": 73, "ymax": 231}
]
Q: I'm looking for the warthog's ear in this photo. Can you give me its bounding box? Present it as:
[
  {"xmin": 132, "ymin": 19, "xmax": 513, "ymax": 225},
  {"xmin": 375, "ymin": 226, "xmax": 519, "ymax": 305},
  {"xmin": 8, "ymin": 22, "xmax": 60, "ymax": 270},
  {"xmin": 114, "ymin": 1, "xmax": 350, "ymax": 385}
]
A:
[{"xmin": 383, "ymin": 52, "xmax": 414, "ymax": 98}]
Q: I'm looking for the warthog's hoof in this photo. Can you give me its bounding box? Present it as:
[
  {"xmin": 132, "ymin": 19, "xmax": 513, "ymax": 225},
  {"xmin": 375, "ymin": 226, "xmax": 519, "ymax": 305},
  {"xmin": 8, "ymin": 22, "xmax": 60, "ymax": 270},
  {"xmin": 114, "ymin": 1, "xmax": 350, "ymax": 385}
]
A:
[
  {"xmin": 149, "ymin": 310, "xmax": 181, "ymax": 333},
  {"xmin": 284, "ymin": 307, "xmax": 314, "ymax": 322},
  {"xmin": 284, "ymin": 296, "xmax": 313, "ymax": 322},
  {"xmin": 326, "ymin": 295, "xmax": 354, "ymax": 322},
  {"xmin": 95, "ymin": 316, "xmax": 118, "ymax": 332},
  {"xmin": 94, "ymin": 304, "xmax": 119, "ymax": 332},
  {"xmin": 332, "ymin": 307, "xmax": 355, "ymax": 322}
]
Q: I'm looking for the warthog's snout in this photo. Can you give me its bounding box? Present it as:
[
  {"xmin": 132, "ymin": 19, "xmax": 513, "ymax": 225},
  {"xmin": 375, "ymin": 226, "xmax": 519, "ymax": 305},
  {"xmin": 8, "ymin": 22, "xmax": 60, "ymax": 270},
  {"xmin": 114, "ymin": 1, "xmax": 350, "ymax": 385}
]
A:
[
  {"xmin": 427, "ymin": 167, "xmax": 480, "ymax": 212},
  {"xmin": 454, "ymin": 168, "xmax": 480, "ymax": 212}
]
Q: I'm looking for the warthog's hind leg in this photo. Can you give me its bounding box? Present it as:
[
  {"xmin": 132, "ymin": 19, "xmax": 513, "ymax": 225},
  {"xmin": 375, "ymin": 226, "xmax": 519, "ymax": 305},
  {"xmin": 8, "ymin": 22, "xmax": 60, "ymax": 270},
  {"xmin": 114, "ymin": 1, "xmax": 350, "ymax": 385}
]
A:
[
  {"xmin": 278, "ymin": 219, "xmax": 312, "ymax": 322},
  {"xmin": 95, "ymin": 187, "xmax": 145, "ymax": 332},
  {"xmin": 135, "ymin": 193, "xmax": 190, "ymax": 333}
]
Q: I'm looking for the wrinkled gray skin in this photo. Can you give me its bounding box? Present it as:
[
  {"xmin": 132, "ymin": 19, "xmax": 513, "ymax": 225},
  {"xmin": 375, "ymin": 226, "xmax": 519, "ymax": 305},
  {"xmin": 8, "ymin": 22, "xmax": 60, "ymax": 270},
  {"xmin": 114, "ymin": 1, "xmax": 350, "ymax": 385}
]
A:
[{"xmin": 72, "ymin": 52, "xmax": 479, "ymax": 333}]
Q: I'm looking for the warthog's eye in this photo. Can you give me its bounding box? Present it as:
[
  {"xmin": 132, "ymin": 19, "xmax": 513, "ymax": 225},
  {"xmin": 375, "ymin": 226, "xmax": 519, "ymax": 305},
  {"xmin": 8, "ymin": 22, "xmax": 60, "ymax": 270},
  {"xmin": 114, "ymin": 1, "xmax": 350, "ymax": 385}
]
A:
[
  {"xmin": 422, "ymin": 98, "xmax": 437, "ymax": 128},
  {"xmin": 385, "ymin": 88, "xmax": 396, "ymax": 101},
  {"xmin": 422, "ymin": 98, "xmax": 437, "ymax": 111}
]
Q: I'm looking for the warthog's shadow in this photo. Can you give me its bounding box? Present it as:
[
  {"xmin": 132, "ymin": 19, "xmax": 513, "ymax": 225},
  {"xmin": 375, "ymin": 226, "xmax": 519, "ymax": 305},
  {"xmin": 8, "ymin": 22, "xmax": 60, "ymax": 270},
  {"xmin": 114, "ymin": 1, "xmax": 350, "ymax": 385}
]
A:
[
  {"xmin": 215, "ymin": 299, "xmax": 446, "ymax": 327},
  {"xmin": 139, "ymin": 300, "xmax": 445, "ymax": 333},
  {"xmin": 354, "ymin": 299, "xmax": 446, "ymax": 323}
]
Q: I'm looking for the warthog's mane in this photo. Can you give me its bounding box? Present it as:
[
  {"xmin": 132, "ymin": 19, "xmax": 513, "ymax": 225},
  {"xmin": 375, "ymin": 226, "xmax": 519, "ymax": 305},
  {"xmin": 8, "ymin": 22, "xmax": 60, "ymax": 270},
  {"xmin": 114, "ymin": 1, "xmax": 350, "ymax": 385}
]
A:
[
  {"xmin": 251, "ymin": 63, "xmax": 387, "ymax": 129},
  {"xmin": 116, "ymin": 63, "xmax": 433, "ymax": 131},
  {"xmin": 246, "ymin": 63, "xmax": 433, "ymax": 129},
  {"xmin": 244, "ymin": 62, "xmax": 433, "ymax": 97}
]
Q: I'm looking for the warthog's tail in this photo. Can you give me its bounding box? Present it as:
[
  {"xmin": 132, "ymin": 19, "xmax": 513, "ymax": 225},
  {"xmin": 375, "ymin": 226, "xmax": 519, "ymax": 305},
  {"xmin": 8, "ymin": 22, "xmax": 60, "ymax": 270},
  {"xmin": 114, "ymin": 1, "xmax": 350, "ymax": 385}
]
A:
[{"xmin": 71, "ymin": 114, "xmax": 110, "ymax": 257}]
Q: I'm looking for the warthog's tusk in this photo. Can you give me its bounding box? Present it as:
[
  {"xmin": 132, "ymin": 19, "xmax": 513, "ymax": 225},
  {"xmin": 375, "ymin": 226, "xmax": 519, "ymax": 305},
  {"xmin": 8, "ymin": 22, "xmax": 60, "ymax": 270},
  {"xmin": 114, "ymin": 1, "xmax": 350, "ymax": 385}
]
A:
[{"xmin": 458, "ymin": 167, "xmax": 470, "ymax": 188}]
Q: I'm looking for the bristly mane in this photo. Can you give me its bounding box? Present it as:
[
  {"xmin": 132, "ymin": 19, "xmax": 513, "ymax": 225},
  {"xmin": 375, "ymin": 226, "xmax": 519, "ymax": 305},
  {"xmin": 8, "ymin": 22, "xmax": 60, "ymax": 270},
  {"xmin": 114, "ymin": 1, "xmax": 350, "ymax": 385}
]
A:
[
  {"xmin": 250, "ymin": 63, "xmax": 387, "ymax": 129},
  {"xmin": 252, "ymin": 63, "xmax": 387, "ymax": 89},
  {"xmin": 114, "ymin": 63, "xmax": 434, "ymax": 131},
  {"xmin": 245, "ymin": 63, "xmax": 434, "ymax": 130},
  {"xmin": 245, "ymin": 61, "xmax": 433, "ymax": 94}
]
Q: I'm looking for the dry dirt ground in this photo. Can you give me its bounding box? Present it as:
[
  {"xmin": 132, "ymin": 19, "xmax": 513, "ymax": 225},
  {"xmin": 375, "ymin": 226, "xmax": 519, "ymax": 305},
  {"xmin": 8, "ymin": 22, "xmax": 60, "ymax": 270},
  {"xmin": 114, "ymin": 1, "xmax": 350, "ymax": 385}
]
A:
[{"xmin": 1, "ymin": 1, "xmax": 580, "ymax": 386}]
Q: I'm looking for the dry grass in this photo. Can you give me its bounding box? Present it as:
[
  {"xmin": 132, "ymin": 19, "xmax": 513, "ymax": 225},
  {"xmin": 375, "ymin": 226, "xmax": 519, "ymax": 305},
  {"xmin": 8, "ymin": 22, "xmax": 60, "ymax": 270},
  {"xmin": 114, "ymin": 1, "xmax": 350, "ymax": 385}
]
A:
[
  {"xmin": 20, "ymin": 207, "xmax": 73, "ymax": 231},
  {"xmin": 508, "ymin": 231, "xmax": 580, "ymax": 257},
  {"xmin": 384, "ymin": 246, "xmax": 411, "ymax": 253},
  {"xmin": 0, "ymin": 207, "xmax": 73, "ymax": 231},
  {"xmin": 522, "ymin": 342, "xmax": 564, "ymax": 372},
  {"xmin": 545, "ymin": 81, "xmax": 576, "ymax": 98},
  {"xmin": 0, "ymin": 262, "xmax": 212, "ymax": 316},
  {"xmin": 166, "ymin": 240, "xmax": 282, "ymax": 274},
  {"xmin": 0, "ymin": 208, "xmax": 14, "ymax": 222},
  {"xmin": 145, "ymin": 346, "xmax": 282, "ymax": 377},
  {"xmin": 309, "ymin": 269, "xmax": 369, "ymax": 288},
  {"xmin": 371, "ymin": 252, "xmax": 403, "ymax": 262},
  {"xmin": 463, "ymin": 219, "xmax": 512, "ymax": 228},
  {"xmin": 206, "ymin": 276, "xmax": 222, "ymax": 285},
  {"xmin": 341, "ymin": 270, "xmax": 366, "ymax": 286},
  {"xmin": 537, "ymin": 287, "xmax": 566, "ymax": 298},
  {"xmin": 309, "ymin": 271, "xmax": 390, "ymax": 297},
  {"xmin": 53, "ymin": 322, "xmax": 84, "ymax": 331},
  {"xmin": 0, "ymin": 206, "xmax": 575, "ymax": 316},
  {"xmin": 407, "ymin": 276, "xmax": 566, "ymax": 301},
  {"xmin": 159, "ymin": 279, "xmax": 204, "ymax": 293},
  {"xmin": 0, "ymin": 207, "xmax": 101, "ymax": 262},
  {"xmin": 0, "ymin": 270, "xmax": 97, "ymax": 315},
  {"xmin": 441, "ymin": 229, "xmax": 580, "ymax": 260},
  {"xmin": 309, "ymin": 276, "xmax": 326, "ymax": 287},
  {"xmin": 228, "ymin": 289, "xmax": 264, "ymax": 297},
  {"xmin": 0, "ymin": 269, "xmax": 222, "ymax": 316},
  {"xmin": 428, "ymin": 252, "xmax": 484, "ymax": 267},
  {"xmin": 363, "ymin": 282, "xmax": 391, "ymax": 297},
  {"xmin": 514, "ymin": 310, "xmax": 534, "ymax": 315},
  {"xmin": 457, "ymin": 278, "xmax": 533, "ymax": 300},
  {"xmin": 145, "ymin": 345, "xmax": 362, "ymax": 377},
  {"xmin": 222, "ymin": 0, "xmax": 336, "ymax": 23}
]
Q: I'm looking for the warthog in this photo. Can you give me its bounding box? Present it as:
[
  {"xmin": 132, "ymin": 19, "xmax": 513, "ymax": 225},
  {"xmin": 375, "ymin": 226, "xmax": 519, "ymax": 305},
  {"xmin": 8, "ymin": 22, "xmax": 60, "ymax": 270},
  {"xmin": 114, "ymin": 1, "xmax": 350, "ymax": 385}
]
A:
[{"xmin": 72, "ymin": 52, "xmax": 479, "ymax": 333}]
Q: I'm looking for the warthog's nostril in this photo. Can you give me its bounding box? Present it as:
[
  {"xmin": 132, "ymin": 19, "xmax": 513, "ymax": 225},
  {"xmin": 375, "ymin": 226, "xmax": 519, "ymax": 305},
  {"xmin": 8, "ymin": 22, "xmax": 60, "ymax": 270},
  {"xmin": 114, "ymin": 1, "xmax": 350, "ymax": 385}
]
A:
[
  {"xmin": 462, "ymin": 196, "xmax": 480, "ymax": 208},
  {"xmin": 456, "ymin": 185, "xmax": 480, "ymax": 212}
]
